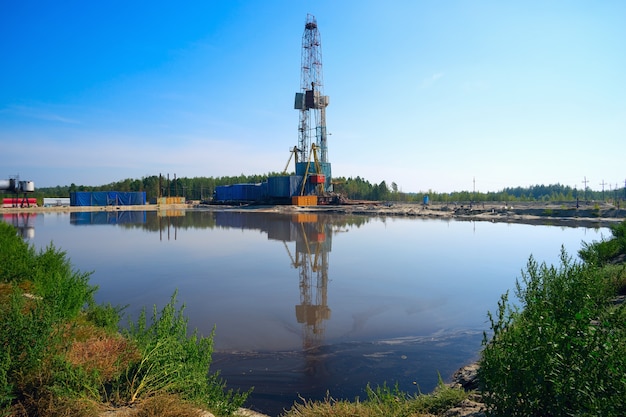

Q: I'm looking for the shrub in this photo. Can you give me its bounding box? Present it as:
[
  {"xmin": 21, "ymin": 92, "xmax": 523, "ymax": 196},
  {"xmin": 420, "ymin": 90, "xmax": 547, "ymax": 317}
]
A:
[
  {"xmin": 479, "ymin": 249, "xmax": 626, "ymax": 416},
  {"xmin": 579, "ymin": 237, "xmax": 620, "ymax": 266},
  {"xmin": 0, "ymin": 287, "xmax": 57, "ymax": 386},
  {"xmin": 579, "ymin": 220, "xmax": 626, "ymax": 266},
  {"xmin": 85, "ymin": 301, "xmax": 125, "ymax": 333},
  {"xmin": 122, "ymin": 291, "xmax": 250, "ymax": 415},
  {"xmin": 31, "ymin": 244, "xmax": 95, "ymax": 321},
  {"xmin": 1, "ymin": 222, "xmax": 247, "ymax": 416},
  {"xmin": 0, "ymin": 223, "xmax": 35, "ymax": 284},
  {"xmin": 1, "ymin": 221, "xmax": 100, "ymax": 413}
]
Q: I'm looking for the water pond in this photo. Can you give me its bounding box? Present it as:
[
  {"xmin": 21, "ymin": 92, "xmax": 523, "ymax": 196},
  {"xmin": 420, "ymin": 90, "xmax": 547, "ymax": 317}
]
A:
[{"xmin": 6, "ymin": 210, "xmax": 609, "ymax": 415}]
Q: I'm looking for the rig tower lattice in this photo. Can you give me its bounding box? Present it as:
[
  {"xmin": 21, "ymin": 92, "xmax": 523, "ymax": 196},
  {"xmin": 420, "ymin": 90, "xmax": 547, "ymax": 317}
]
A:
[{"xmin": 294, "ymin": 14, "xmax": 329, "ymax": 164}]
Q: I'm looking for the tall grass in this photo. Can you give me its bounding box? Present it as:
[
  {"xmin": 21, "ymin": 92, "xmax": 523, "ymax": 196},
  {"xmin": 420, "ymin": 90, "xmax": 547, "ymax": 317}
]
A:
[
  {"xmin": 480, "ymin": 247, "xmax": 626, "ymax": 416},
  {"xmin": 0, "ymin": 222, "xmax": 95, "ymax": 413},
  {"xmin": 122, "ymin": 292, "xmax": 250, "ymax": 414},
  {"xmin": 283, "ymin": 380, "xmax": 467, "ymax": 417},
  {"xmin": 579, "ymin": 220, "xmax": 626, "ymax": 267},
  {"xmin": 0, "ymin": 222, "xmax": 248, "ymax": 416}
]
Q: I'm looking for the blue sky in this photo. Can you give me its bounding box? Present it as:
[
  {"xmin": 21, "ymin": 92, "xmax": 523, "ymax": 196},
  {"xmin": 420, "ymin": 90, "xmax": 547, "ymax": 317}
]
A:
[{"xmin": 1, "ymin": 1, "xmax": 624, "ymax": 193}]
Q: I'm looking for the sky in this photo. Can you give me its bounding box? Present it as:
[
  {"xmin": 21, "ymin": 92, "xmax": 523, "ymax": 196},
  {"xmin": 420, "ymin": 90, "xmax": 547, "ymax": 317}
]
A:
[{"xmin": 1, "ymin": 1, "xmax": 624, "ymax": 193}]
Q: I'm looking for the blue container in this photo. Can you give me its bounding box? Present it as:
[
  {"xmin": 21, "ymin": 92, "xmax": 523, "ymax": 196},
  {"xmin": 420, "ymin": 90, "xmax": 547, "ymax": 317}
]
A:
[
  {"xmin": 423, "ymin": 195, "xmax": 429, "ymax": 205},
  {"xmin": 214, "ymin": 185, "xmax": 233, "ymax": 202},
  {"xmin": 268, "ymin": 176, "xmax": 286, "ymax": 198},
  {"xmin": 214, "ymin": 183, "xmax": 268, "ymax": 202},
  {"xmin": 70, "ymin": 191, "xmax": 146, "ymax": 206},
  {"xmin": 268, "ymin": 176, "xmax": 303, "ymax": 198}
]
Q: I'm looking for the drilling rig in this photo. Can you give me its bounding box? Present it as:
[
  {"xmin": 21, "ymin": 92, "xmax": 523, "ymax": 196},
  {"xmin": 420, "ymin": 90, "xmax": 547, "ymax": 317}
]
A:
[
  {"xmin": 293, "ymin": 14, "xmax": 332, "ymax": 198},
  {"xmin": 215, "ymin": 15, "xmax": 335, "ymax": 206}
]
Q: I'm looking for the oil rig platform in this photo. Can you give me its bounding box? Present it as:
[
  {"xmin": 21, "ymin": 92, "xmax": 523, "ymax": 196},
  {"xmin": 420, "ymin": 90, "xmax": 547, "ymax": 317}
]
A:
[{"xmin": 214, "ymin": 14, "xmax": 334, "ymax": 206}]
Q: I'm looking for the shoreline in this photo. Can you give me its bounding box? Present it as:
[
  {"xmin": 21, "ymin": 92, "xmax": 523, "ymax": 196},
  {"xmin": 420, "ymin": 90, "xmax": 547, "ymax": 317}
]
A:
[{"xmin": 3, "ymin": 201, "xmax": 624, "ymax": 228}]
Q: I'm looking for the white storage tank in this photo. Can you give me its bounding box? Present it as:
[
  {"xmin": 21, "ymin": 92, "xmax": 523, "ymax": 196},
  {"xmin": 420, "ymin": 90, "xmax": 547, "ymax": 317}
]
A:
[{"xmin": 19, "ymin": 181, "xmax": 35, "ymax": 192}]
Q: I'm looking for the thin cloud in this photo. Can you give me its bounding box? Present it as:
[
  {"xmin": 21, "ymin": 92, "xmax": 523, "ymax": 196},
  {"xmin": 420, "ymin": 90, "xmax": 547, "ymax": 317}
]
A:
[
  {"xmin": 3, "ymin": 105, "xmax": 81, "ymax": 124},
  {"xmin": 0, "ymin": 130, "xmax": 283, "ymax": 180},
  {"xmin": 420, "ymin": 72, "xmax": 444, "ymax": 89}
]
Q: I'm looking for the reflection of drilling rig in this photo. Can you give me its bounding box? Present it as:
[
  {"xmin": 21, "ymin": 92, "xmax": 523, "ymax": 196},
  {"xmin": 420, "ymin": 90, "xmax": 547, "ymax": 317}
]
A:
[{"xmin": 284, "ymin": 214, "xmax": 331, "ymax": 350}]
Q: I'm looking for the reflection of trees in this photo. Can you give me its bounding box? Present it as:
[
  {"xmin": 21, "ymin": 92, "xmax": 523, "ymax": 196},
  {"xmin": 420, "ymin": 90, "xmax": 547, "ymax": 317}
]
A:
[
  {"xmin": 120, "ymin": 211, "xmax": 218, "ymax": 232},
  {"xmin": 118, "ymin": 210, "xmax": 370, "ymax": 234}
]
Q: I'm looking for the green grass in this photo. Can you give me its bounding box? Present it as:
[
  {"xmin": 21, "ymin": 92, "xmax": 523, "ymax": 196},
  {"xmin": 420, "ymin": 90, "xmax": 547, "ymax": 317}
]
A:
[
  {"xmin": 480, "ymin": 244, "xmax": 626, "ymax": 416},
  {"xmin": 0, "ymin": 222, "xmax": 249, "ymax": 416},
  {"xmin": 282, "ymin": 380, "xmax": 467, "ymax": 417},
  {"xmin": 121, "ymin": 291, "xmax": 250, "ymax": 414},
  {"xmin": 579, "ymin": 220, "xmax": 626, "ymax": 267}
]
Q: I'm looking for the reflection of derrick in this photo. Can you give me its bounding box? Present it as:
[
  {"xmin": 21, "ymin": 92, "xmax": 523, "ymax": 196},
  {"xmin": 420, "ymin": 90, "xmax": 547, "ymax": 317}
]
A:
[{"xmin": 284, "ymin": 214, "xmax": 331, "ymax": 351}]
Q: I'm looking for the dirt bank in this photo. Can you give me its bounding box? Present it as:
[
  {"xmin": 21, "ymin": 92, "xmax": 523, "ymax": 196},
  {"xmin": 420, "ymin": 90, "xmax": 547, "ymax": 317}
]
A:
[
  {"xmin": 3, "ymin": 201, "xmax": 624, "ymax": 228},
  {"xmin": 205, "ymin": 201, "xmax": 626, "ymax": 228}
]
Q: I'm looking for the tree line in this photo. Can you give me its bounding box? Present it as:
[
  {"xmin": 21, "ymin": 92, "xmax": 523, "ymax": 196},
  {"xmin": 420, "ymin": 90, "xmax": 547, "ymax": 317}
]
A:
[
  {"xmin": 333, "ymin": 178, "xmax": 625, "ymax": 203},
  {"xmin": 4, "ymin": 174, "xmax": 625, "ymax": 204}
]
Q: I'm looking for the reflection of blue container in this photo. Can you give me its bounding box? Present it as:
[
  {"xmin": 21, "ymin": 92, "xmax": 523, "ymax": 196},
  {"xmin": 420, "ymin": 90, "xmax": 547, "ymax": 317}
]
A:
[{"xmin": 423, "ymin": 195, "xmax": 429, "ymax": 205}]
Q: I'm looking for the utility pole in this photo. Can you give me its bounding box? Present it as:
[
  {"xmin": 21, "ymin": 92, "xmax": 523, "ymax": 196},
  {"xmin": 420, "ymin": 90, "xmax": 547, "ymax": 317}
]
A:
[
  {"xmin": 582, "ymin": 176, "xmax": 589, "ymax": 202},
  {"xmin": 600, "ymin": 179, "xmax": 606, "ymax": 201},
  {"xmin": 473, "ymin": 176, "xmax": 476, "ymax": 204}
]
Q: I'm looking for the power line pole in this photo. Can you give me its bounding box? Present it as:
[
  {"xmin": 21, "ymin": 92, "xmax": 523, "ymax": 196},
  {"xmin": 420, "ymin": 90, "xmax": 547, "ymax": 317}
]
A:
[
  {"xmin": 600, "ymin": 179, "xmax": 606, "ymax": 201},
  {"xmin": 582, "ymin": 176, "xmax": 589, "ymax": 202}
]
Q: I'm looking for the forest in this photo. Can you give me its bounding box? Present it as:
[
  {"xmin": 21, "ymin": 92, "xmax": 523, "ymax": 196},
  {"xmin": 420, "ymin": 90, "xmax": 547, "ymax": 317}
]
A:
[{"xmin": 3, "ymin": 173, "xmax": 625, "ymax": 204}]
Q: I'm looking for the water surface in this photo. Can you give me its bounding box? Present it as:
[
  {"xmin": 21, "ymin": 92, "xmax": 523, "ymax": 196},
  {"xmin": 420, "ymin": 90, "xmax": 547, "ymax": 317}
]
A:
[{"xmin": 7, "ymin": 210, "xmax": 609, "ymax": 415}]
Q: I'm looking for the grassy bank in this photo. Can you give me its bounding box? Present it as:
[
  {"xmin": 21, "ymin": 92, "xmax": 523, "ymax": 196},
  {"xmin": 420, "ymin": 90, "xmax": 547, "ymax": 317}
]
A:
[
  {"xmin": 478, "ymin": 222, "xmax": 626, "ymax": 416},
  {"xmin": 0, "ymin": 221, "xmax": 248, "ymax": 416}
]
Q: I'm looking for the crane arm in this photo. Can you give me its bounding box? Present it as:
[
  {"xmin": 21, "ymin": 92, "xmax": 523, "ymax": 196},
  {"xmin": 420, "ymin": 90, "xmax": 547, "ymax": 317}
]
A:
[{"xmin": 282, "ymin": 146, "xmax": 301, "ymax": 175}]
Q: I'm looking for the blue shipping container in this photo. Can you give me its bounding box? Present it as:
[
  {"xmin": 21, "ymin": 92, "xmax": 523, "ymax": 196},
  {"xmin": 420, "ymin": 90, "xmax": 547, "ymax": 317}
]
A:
[
  {"xmin": 214, "ymin": 183, "xmax": 268, "ymax": 202},
  {"xmin": 268, "ymin": 176, "xmax": 303, "ymax": 198},
  {"xmin": 70, "ymin": 191, "xmax": 146, "ymax": 206}
]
